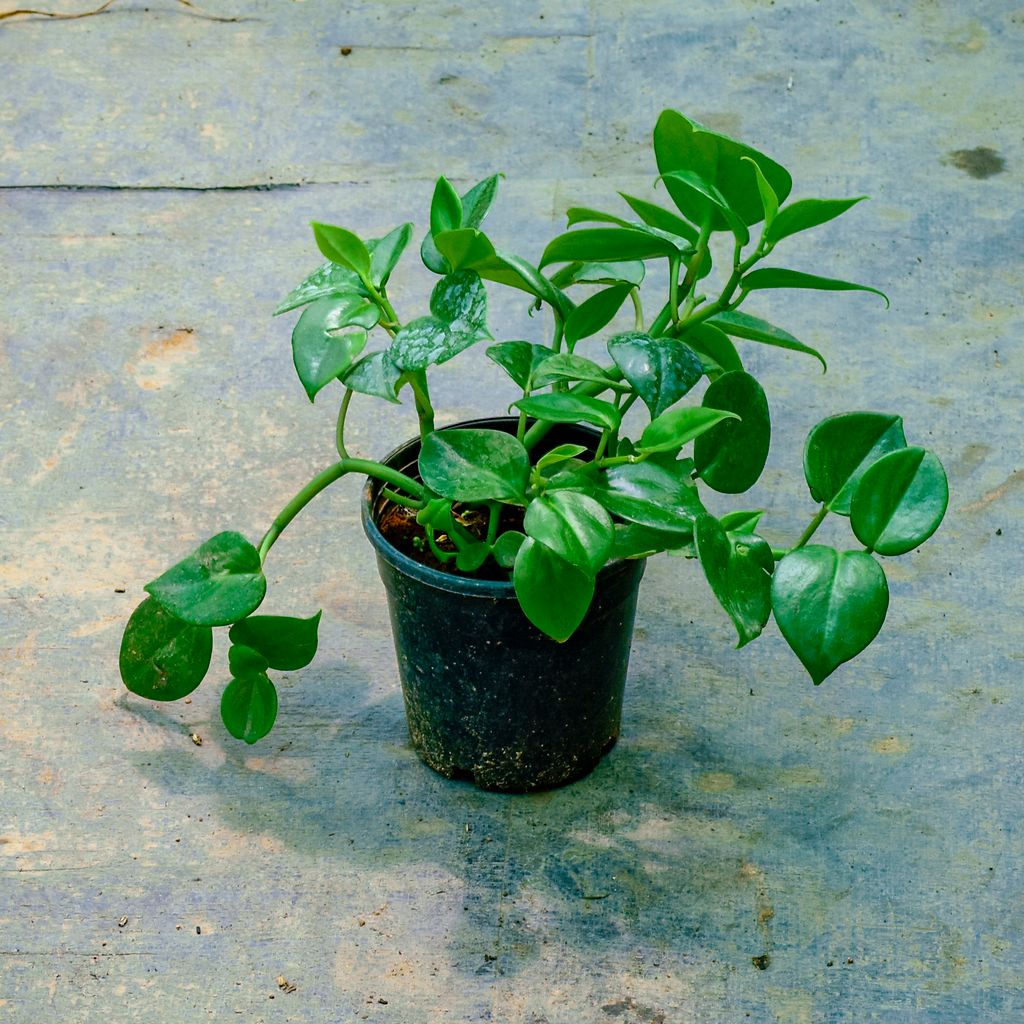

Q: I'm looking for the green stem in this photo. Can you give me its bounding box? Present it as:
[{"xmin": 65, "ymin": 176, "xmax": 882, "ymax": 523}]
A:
[
  {"xmin": 486, "ymin": 502, "xmax": 502, "ymax": 546},
  {"xmin": 426, "ymin": 528, "xmax": 454, "ymax": 563},
  {"xmin": 668, "ymin": 254, "xmax": 682, "ymax": 325},
  {"xmin": 649, "ymin": 301, "xmax": 673, "ymax": 337},
  {"xmin": 795, "ymin": 505, "xmax": 829, "ymax": 549},
  {"xmin": 258, "ymin": 459, "xmax": 425, "ymax": 563},
  {"xmin": 381, "ymin": 487, "xmax": 423, "ymax": 511},
  {"xmin": 408, "ymin": 370, "xmax": 436, "ymax": 438},
  {"xmin": 630, "ymin": 287, "xmax": 644, "ymax": 331},
  {"xmin": 335, "ymin": 388, "xmax": 355, "ymax": 459}
]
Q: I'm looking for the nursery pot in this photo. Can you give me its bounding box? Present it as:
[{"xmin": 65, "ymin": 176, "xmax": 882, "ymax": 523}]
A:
[{"xmin": 361, "ymin": 417, "xmax": 646, "ymax": 793}]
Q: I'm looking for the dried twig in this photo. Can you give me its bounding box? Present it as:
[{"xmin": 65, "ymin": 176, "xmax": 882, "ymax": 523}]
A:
[{"xmin": 0, "ymin": 0, "xmax": 243, "ymax": 22}]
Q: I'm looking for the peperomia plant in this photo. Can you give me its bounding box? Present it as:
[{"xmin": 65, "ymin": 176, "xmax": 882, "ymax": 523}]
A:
[{"xmin": 120, "ymin": 109, "xmax": 948, "ymax": 744}]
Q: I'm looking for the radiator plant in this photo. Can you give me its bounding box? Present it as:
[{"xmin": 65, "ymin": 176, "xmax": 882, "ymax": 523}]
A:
[{"xmin": 119, "ymin": 110, "xmax": 949, "ymax": 744}]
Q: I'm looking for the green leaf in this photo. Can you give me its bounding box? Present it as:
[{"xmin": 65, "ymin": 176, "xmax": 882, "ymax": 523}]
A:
[
  {"xmin": 434, "ymin": 228, "xmax": 496, "ymax": 272},
  {"xmin": 145, "ymin": 532, "xmax": 266, "ymax": 627},
  {"xmin": 530, "ymin": 352, "xmax": 616, "ymax": 390},
  {"xmin": 369, "ymin": 223, "xmax": 413, "ymax": 287},
  {"xmin": 639, "ymin": 406, "xmax": 739, "ymax": 454},
  {"xmin": 229, "ymin": 611, "xmax": 322, "ymax": 671},
  {"xmin": 274, "ymin": 260, "xmax": 366, "ymax": 316},
  {"xmin": 455, "ymin": 542, "xmax": 491, "ymax": 573},
  {"xmin": 608, "ymin": 331, "xmax": 703, "ymax": 418},
  {"xmin": 596, "ymin": 460, "xmax": 703, "ymax": 532},
  {"xmin": 416, "ymin": 497, "xmax": 457, "ymax": 532},
  {"xmin": 660, "ymin": 169, "xmax": 749, "ymax": 245},
  {"xmin": 741, "ymin": 267, "xmax": 889, "ymax": 307},
  {"xmin": 535, "ymin": 443, "xmax": 589, "ymax": 474},
  {"xmin": 695, "ymin": 515, "xmax": 772, "ymax": 647},
  {"xmin": 740, "ymin": 156, "xmax": 778, "ymax": 234},
  {"xmin": 514, "ymin": 394, "xmax": 621, "ymax": 433},
  {"xmin": 419, "ymin": 428, "xmax": 530, "ymax": 503},
  {"xmin": 565, "ymin": 207, "xmax": 634, "ymax": 229},
  {"xmin": 549, "ymin": 260, "xmax": 646, "ymax": 288},
  {"xmin": 765, "ymin": 197, "xmax": 867, "ymax": 247},
  {"xmin": 540, "ymin": 228, "xmax": 684, "ymax": 268},
  {"xmin": 292, "ymin": 295, "xmax": 373, "ymax": 401},
  {"xmin": 430, "ymin": 175, "xmax": 463, "ymax": 237},
  {"xmin": 524, "ymin": 490, "xmax": 613, "ymax": 574},
  {"xmin": 473, "ymin": 250, "xmax": 573, "ymax": 318},
  {"xmin": 850, "ymin": 447, "xmax": 948, "ymax": 555},
  {"xmin": 486, "ymin": 340, "xmax": 551, "ymax": 389},
  {"xmin": 228, "ymin": 642, "xmax": 269, "ymax": 677},
  {"xmin": 120, "ymin": 597, "xmax": 212, "ymax": 701},
  {"xmin": 709, "ymin": 310, "xmax": 826, "ymax": 370},
  {"xmin": 513, "ymin": 538, "xmax": 595, "ymax": 642},
  {"xmin": 720, "ymin": 509, "xmax": 765, "ymax": 534},
  {"xmin": 804, "ymin": 411, "xmax": 907, "ymax": 514},
  {"xmin": 653, "ymin": 109, "xmax": 792, "ymax": 229},
  {"xmin": 342, "ymin": 350, "xmax": 403, "ymax": 404},
  {"xmin": 492, "ymin": 530, "xmax": 525, "ymax": 569},
  {"xmin": 221, "ymin": 670, "xmax": 278, "ymax": 744},
  {"xmin": 694, "ymin": 371, "xmax": 771, "ymax": 493},
  {"xmin": 612, "ymin": 522, "xmax": 692, "ymax": 559},
  {"xmin": 310, "ymin": 221, "xmax": 372, "ymax": 279},
  {"xmin": 677, "ymin": 323, "xmax": 743, "ymax": 374},
  {"xmin": 563, "ymin": 284, "xmax": 633, "ymax": 350},
  {"xmin": 430, "ymin": 269, "xmax": 488, "ymax": 332},
  {"xmin": 618, "ymin": 193, "xmax": 699, "ymax": 244},
  {"xmin": 771, "ymin": 546, "xmax": 889, "ymax": 684},
  {"xmin": 460, "ymin": 174, "xmax": 502, "ymax": 229}
]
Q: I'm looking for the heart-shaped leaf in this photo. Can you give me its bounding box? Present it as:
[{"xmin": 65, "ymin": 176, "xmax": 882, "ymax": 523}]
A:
[
  {"xmin": 292, "ymin": 295, "xmax": 375, "ymax": 401},
  {"xmin": 765, "ymin": 196, "xmax": 866, "ymax": 247},
  {"xmin": 514, "ymin": 394, "xmax": 621, "ymax": 433},
  {"xmin": 342, "ymin": 350, "xmax": 403, "ymax": 404},
  {"xmin": 311, "ymin": 221, "xmax": 372, "ymax": 278},
  {"xmin": 771, "ymin": 546, "xmax": 889, "ymax": 684},
  {"xmin": 741, "ymin": 268, "xmax": 888, "ymax": 306},
  {"xmin": 228, "ymin": 642, "xmax": 269, "ymax": 677},
  {"xmin": 564, "ymin": 284, "xmax": 633, "ymax": 349},
  {"xmin": 221, "ymin": 670, "xmax": 278, "ymax": 745},
  {"xmin": 639, "ymin": 406, "xmax": 739, "ymax": 454},
  {"xmin": 274, "ymin": 260, "xmax": 366, "ymax": 316},
  {"xmin": 677, "ymin": 323, "xmax": 743, "ymax": 374},
  {"xmin": 596, "ymin": 460, "xmax": 704, "ymax": 532},
  {"xmin": 612, "ymin": 522, "xmax": 693, "ymax": 560},
  {"xmin": 850, "ymin": 447, "xmax": 948, "ymax": 555},
  {"xmin": 492, "ymin": 530, "xmax": 526, "ymax": 569},
  {"xmin": 513, "ymin": 537, "xmax": 595, "ymax": 642},
  {"xmin": 486, "ymin": 341, "xmax": 551, "ymax": 389},
  {"xmin": 693, "ymin": 371, "xmax": 770, "ymax": 493},
  {"xmin": 430, "ymin": 270, "xmax": 488, "ymax": 333},
  {"xmin": 804, "ymin": 411, "xmax": 907, "ymax": 514},
  {"xmin": 708, "ymin": 310, "xmax": 826, "ymax": 370},
  {"xmin": 525, "ymin": 490, "xmax": 614, "ymax": 574},
  {"xmin": 145, "ymin": 532, "xmax": 266, "ymax": 627},
  {"xmin": 608, "ymin": 332, "xmax": 704, "ymax": 418},
  {"xmin": 419, "ymin": 428, "xmax": 530, "ymax": 503},
  {"xmin": 120, "ymin": 597, "xmax": 212, "ymax": 701},
  {"xmin": 229, "ymin": 610, "xmax": 322, "ymax": 671},
  {"xmin": 695, "ymin": 515, "xmax": 773, "ymax": 647}
]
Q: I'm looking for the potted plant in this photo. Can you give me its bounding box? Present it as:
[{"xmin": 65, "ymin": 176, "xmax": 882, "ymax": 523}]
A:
[{"xmin": 119, "ymin": 109, "xmax": 948, "ymax": 791}]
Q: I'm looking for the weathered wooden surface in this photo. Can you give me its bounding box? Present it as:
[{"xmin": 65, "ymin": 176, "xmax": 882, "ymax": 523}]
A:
[{"xmin": 1, "ymin": 1, "xmax": 1022, "ymax": 1021}]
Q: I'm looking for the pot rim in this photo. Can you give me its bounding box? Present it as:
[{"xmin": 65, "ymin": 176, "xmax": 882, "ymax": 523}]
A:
[{"xmin": 361, "ymin": 416, "xmax": 640, "ymax": 599}]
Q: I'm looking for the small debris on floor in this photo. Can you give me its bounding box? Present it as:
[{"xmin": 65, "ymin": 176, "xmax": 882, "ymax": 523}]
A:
[
  {"xmin": 752, "ymin": 954, "xmax": 770, "ymax": 970},
  {"xmin": 117, "ymin": 916, "xmax": 128, "ymax": 928},
  {"xmin": 190, "ymin": 733, "xmax": 203, "ymax": 746},
  {"xmin": 277, "ymin": 976, "xmax": 297, "ymax": 994}
]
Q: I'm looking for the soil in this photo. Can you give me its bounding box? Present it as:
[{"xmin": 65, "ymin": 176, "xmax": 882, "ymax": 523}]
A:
[{"xmin": 377, "ymin": 499, "xmax": 525, "ymax": 580}]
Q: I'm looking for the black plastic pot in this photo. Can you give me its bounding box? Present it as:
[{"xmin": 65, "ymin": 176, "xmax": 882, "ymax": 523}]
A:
[{"xmin": 361, "ymin": 417, "xmax": 646, "ymax": 793}]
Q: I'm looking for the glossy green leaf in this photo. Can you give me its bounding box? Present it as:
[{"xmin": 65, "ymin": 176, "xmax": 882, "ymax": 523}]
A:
[
  {"xmin": 119, "ymin": 597, "xmax": 212, "ymax": 701},
  {"xmin": 564, "ymin": 284, "xmax": 633, "ymax": 349},
  {"xmin": 565, "ymin": 207, "xmax": 634, "ymax": 229},
  {"xmin": 653, "ymin": 109, "xmax": 792, "ymax": 229},
  {"xmin": 416, "ymin": 497, "xmax": 457, "ymax": 532},
  {"xmin": 430, "ymin": 269, "xmax": 487, "ymax": 332},
  {"xmin": 429, "ymin": 175, "xmax": 463, "ymax": 238},
  {"xmin": 742, "ymin": 268, "xmax": 889, "ymax": 307},
  {"xmin": 221, "ymin": 670, "xmax": 278, "ymax": 745},
  {"xmin": 709, "ymin": 310, "xmax": 826, "ymax": 370},
  {"xmin": 486, "ymin": 340, "xmax": 551, "ymax": 389},
  {"xmin": 530, "ymin": 353, "xmax": 616, "ymax": 390},
  {"xmin": 771, "ymin": 546, "xmax": 889, "ymax": 684},
  {"xmin": 740, "ymin": 156, "xmax": 778, "ymax": 233},
  {"xmin": 804, "ymin": 411, "xmax": 907, "ymax": 514},
  {"xmin": 618, "ymin": 193, "xmax": 699, "ymax": 244},
  {"xmin": 693, "ymin": 371, "xmax": 771, "ymax": 493},
  {"xmin": 535, "ymin": 443, "xmax": 588, "ymax": 474},
  {"xmin": 455, "ymin": 542, "xmax": 491, "ymax": 573},
  {"xmin": 492, "ymin": 530, "xmax": 526, "ymax": 569},
  {"xmin": 639, "ymin": 406, "xmax": 739, "ymax": 454},
  {"xmin": 596, "ymin": 460, "xmax": 704, "ymax": 532},
  {"xmin": 145, "ymin": 532, "xmax": 266, "ymax": 627},
  {"xmin": 422, "ymin": 176, "xmax": 500, "ymax": 275},
  {"xmin": 434, "ymin": 228, "xmax": 496, "ymax": 271},
  {"xmin": 540, "ymin": 228, "xmax": 684, "ymax": 268},
  {"xmin": 677, "ymin": 323, "xmax": 743, "ymax": 374},
  {"xmin": 513, "ymin": 538, "xmax": 595, "ymax": 642},
  {"xmin": 419, "ymin": 428, "xmax": 529, "ymax": 503},
  {"xmin": 228, "ymin": 642, "xmax": 269, "ymax": 677},
  {"xmin": 695, "ymin": 515, "xmax": 772, "ymax": 648},
  {"xmin": 514, "ymin": 394, "xmax": 621, "ymax": 433},
  {"xmin": 549, "ymin": 260, "xmax": 646, "ymax": 288},
  {"xmin": 342, "ymin": 350, "xmax": 403, "ymax": 404},
  {"xmin": 612, "ymin": 522, "xmax": 692, "ymax": 559},
  {"xmin": 229, "ymin": 611, "xmax": 322, "ymax": 671},
  {"xmin": 274, "ymin": 260, "xmax": 366, "ymax": 316},
  {"xmin": 292, "ymin": 295, "xmax": 373, "ymax": 401},
  {"xmin": 460, "ymin": 174, "xmax": 502, "ymax": 229},
  {"xmin": 608, "ymin": 331, "xmax": 704, "ymax": 418},
  {"xmin": 720, "ymin": 509, "xmax": 765, "ymax": 535},
  {"xmin": 310, "ymin": 221, "xmax": 372, "ymax": 279},
  {"xmin": 765, "ymin": 196, "xmax": 866, "ymax": 246},
  {"xmin": 369, "ymin": 223, "xmax": 413, "ymax": 287},
  {"xmin": 524, "ymin": 490, "xmax": 613, "ymax": 574},
  {"xmin": 850, "ymin": 447, "xmax": 948, "ymax": 555},
  {"xmin": 660, "ymin": 169, "xmax": 749, "ymax": 244}
]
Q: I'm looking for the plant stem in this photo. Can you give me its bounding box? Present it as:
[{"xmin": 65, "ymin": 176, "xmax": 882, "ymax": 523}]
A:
[
  {"xmin": 649, "ymin": 301, "xmax": 672, "ymax": 337},
  {"xmin": 380, "ymin": 487, "xmax": 423, "ymax": 510},
  {"xmin": 795, "ymin": 504, "xmax": 829, "ymax": 549},
  {"xmin": 335, "ymin": 388, "xmax": 354, "ymax": 459},
  {"xmin": 408, "ymin": 370, "xmax": 436, "ymax": 438},
  {"xmin": 486, "ymin": 502, "xmax": 502, "ymax": 546},
  {"xmin": 630, "ymin": 288, "xmax": 644, "ymax": 331},
  {"xmin": 425, "ymin": 528, "xmax": 454, "ymax": 563},
  {"xmin": 257, "ymin": 458, "xmax": 425, "ymax": 563},
  {"xmin": 668, "ymin": 254, "xmax": 682, "ymax": 326}
]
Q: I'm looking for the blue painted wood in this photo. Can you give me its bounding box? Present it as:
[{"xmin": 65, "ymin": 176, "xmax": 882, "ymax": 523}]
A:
[{"xmin": 1, "ymin": 2, "xmax": 1022, "ymax": 1021}]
